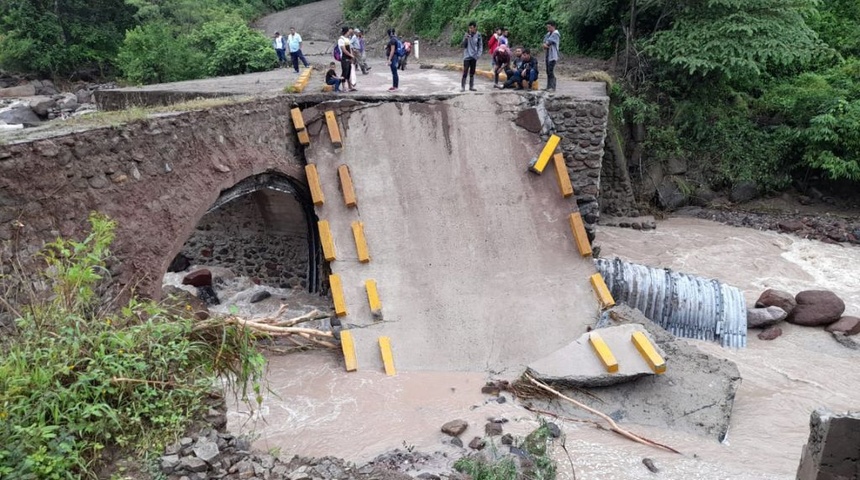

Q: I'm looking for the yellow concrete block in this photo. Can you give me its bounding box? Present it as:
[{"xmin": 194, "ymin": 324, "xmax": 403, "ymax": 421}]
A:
[
  {"xmin": 318, "ymin": 220, "xmax": 336, "ymax": 261},
  {"xmin": 589, "ymin": 331, "xmax": 618, "ymax": 373},
  {"xmin": 290, "ymin": 108, "xmax": 306, "ymax": 132},
  {"xmin": 590, "ymin": 272, "xmax": 616, "ymax": 310},
  {"xmin": 632, "ymin": 331, "xmax": 666, "ymax": 374},
  {"xmin": 568, "ymin": 212, "xmax": 592, "ymax": 257},
  {"xmin": 552, "ymin": 153, "xmax": 574, "ymax": 198},
  {"xmin": 330, "ymin": 273, "xmax": 348, "ymax": 317},
  {"xmin": 305, "ymin": 164, "xmax": 325, "ymax": 206},
  {"xmin": 532, "ymin": 80, "xmax": 540, "ymax": 90},
  {"xmin": 379, "ymin": 336, "xmax": 396, "ymax": 376},
  {"xmin": 325, "ymin": 110, "xmax": 342, "ymax": 148},
  {"xmin": 351, "ymin": 221, "xmax": 370, "ymax": 263},
  {"xmin": 297, "ymin": 130, "xmax": 310, "ymax": 146},
  {"xmin": 321, "ymin": 85, "xmax": 334, "ymax": 92},
  {"xmin": 530, "ymin": 134, "xmax": 561, "ymax": 173},
  {"xmin": 338, "ymin": 164, "xmax": 357, "ymax": 208},
  {"xmin": 365, "ymin": 279, "xmax": 382, "ymax": 318},
  {"xmin": 340, "ymin": 330, "xmax": 358, "ymax": 372}
]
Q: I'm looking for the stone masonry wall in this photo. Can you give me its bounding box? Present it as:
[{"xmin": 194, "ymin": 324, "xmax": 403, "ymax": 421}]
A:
[
  {"xmin": 599, "ymin": 118, "xmax": 640, "ymax": 217},
  {"xmin": 0, "ymin": 98, "xmax": 306, "ymax": 298},
  {"xmin": 181, "ymin": 190, "xmax": 309, "ymax": 289},
  {"xmin": 544, "ymin": 95, "xmax": 610, "ymax": 240}
]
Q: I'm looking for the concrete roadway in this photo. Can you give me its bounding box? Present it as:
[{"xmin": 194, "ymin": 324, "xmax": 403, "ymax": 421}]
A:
[{"xmin": 304, "ymin": 93, "xmax": 601, "ymax": 373}]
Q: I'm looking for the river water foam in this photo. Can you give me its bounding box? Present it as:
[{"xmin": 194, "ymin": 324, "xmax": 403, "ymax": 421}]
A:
[{"xmin": 225, "ymin": 217, "xmax": 860, "ymax": 479}]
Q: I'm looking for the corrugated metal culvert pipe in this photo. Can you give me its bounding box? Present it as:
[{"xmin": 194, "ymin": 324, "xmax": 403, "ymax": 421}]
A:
[{"xmin": 595, "ymin": 257, "xmax": 748, "ymax": 348}]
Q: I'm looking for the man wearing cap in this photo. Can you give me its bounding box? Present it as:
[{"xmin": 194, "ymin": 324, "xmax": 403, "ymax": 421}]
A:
[
  {"xmin": 351, "ymin": 29, "xmax": 371, "ymax": 74},
  {"xmin": 287, "ymin": 27, "xmax": 310, "ymax": 73}
]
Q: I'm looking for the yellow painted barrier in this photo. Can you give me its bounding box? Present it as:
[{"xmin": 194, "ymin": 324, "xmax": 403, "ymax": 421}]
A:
[
  {"xmin": 340, "ymin": 330, "xmax": 357, "ymax": 372},
  {"xmin": 632, "ymin": 331, "xmax": 666, "ymax": 374},
  {"xmin": 568, "ymin": 212, "xmax": 592, "ymax": 257},
  {"xmin": 590, "ymin": 273, "xmax": 616, "ymax": 309},
  {"xmin": 379, "ymin": 336, "xmax": 396, "ymax": 376},
  {"xmin": 325, "ymin": 110, "xmax": 343, "ymax": 148},
  {"xmin": 589, "ymin": 331, "xmax": 618, "ymax": 373},
  {"xmin": 532, "ymin": 80, "xmax": 540, "ymax": 90},
  {"xmin": 552, "ymin": 153, "xmax": 574, "ymax": 198},
  {"xmin": 297, "ymin": 130, "xmax": 310, "ymax": 146},
  {"xmin": 351, "ymin": 221, "xmax": 370, "ymax": 263},
  {"xmin": 318, "ymin": 220, "xmax": 336, "ymax": 261},
  {"xmin": 290, "ymin": 108, "xmax": 306, "ymax": 132},
  {"xmin": 330, "ymin": 273, "xmax": 347, "ymax": 317},
  {"xmin": 305, "ymin": 164, "xmax": 325, "ymax": 206},
  {"xmin": 338, "ymin": 165, "xmax": 357, "ymax": 207},
  {"xmin": 321, "ymin": 85, "xmax": 334, "ymax": 92},
  {"xmin": 529, "ymin": 134, "xmax": 561, "ymax": 174},
  {"xmin": 365, "ymin": 279, "xmax": 382, "ymax": 319}
]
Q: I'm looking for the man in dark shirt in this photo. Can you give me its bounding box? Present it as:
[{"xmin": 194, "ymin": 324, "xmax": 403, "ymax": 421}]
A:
[
  {"xmin": 386, "ymin": 28, "xmax": 400, "ymax": 91},
  {"xmin": 517, "ymin": 49, "xmax": 539, "ymax": 90},
  {"xmin": 325, "ymin": 62, "xmax": 344, "ymax": 92}
]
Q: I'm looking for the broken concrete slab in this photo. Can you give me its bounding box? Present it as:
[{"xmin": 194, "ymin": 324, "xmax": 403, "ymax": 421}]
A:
[
  {"xmin": 525, "ymin": 324, "xmax": 665, "ymax": 387},
  {"xmin": 524, "ymin": 305, "xmax": 741, "ymax": 441},
  {"xmin": 796, "ymin": 408, "xmax": 860, "ymax": 480}
]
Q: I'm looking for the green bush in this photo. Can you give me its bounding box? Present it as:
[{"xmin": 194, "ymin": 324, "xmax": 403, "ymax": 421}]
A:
[
  {"xmin": 193, "ymin": 18, "xmax": 277, "ymax": 77},
  {"xmin": 0, "ymin": 213, "xmax": 265, "ymax": 479},
  {"xmin": 117, "ymin": 22, "xmax": 206, "ymax": 84}
]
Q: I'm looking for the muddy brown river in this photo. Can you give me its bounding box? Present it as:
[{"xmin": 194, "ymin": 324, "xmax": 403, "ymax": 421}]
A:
[{"xmin": 227, "ymin": 218, "xmax": 860, "ymax": 479}]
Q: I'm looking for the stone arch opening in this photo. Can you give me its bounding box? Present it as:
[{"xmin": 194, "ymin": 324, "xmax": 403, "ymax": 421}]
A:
[{"xmin": 169, "ymin": 172, "xmax": 321, "ymax": 298}]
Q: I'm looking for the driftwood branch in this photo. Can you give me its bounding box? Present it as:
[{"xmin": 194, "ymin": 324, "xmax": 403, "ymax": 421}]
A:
[
  {"xmin": 192, "ymin": 309, "xmax": 337, "ymax": 350},
  {"xmin": 526, "ymin": 375, "xmax": 681, "ymax": 454}
]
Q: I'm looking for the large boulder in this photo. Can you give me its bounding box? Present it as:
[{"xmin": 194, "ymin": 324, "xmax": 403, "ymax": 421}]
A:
[
  {"xmin": 747, "ymin": 306, "xmax": 787, "ymax": 329},
  {"xmin": 55, "ymin": 93, "xmax": 79, "ymax": 111},
  {"xmin": 787, "ymin": 290, "xmax": 845, "ymax": 327},
  {"xmin": 825, "ymin": 316, "xmax": 860, "ymax": 335},
  {"xmin": 162, "ymin": 285, "xmax": 210, "ymax": 320},
  {"xmin": 0, "ymin": 101, "xmax": 40, "ymax": 126},
  {"xmin": 183, "ymin": 269, "xmax": 212, "ymax": 287},
  {"xmin": 26, "ymin": 96, "xmax": 57, "ymax": 117},
  {"xmin": 656, "ymin": 178, "xmax": 688, "ymax": 211},
  {"xmin": 0, "ymin": 84, "xmax": 36, "ymax": 98},
  {"xmin": 755, "ymin": 289, "xmax": 797, "ymax": 315},
  {"xmin": 730, "ymin": 180, "xmax": 759, "ymax": 203}
]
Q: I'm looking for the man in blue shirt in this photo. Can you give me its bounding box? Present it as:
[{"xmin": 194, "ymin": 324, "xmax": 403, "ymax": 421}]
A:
[{"xmin": 287, "ymin": 27, "xmax": 310, "ymax": 74}]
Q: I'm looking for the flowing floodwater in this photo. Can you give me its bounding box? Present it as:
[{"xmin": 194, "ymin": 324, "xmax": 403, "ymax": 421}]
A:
[{"xmin": 226, "ymin": 217, "xmax": 860, "ymax": 479}]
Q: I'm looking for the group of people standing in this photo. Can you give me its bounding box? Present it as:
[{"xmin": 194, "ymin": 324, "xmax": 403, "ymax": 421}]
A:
[
  {"xmin": 272, "ymin": 28, "xmax": 310, "ymax": 73},
  {"xmin": 325, "ymin": 26, "xmax": 373, "ymax": 92},
  {"xmin": 460, "ymin": 20, "xmax": 560, "ymax": 92}
]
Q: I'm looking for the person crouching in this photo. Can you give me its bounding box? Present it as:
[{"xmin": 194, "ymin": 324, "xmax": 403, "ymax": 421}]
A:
[{"xmin": 325, "ymin": 62, "xmax": 345, "ymax": 92}]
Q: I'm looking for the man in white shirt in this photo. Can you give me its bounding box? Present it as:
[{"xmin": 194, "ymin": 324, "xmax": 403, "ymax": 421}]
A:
[
  {"xmin": 287, "ymin": 27, "xmax": 310, "ymax": 73},
  {"xmin": 338, "ymin": 26, "xmax": 356, "ymax": 91}
]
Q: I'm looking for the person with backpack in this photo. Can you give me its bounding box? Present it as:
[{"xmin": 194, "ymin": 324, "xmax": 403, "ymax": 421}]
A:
[
  {"xmin": 542, "ymin": 20, "xmax": 560, "ymax": 91},
  {"xmin": 461, "ymin": 21, "xmax": 482, "ymax": 92},
  {"xmin": 272, "ymin": 32, "xmax": 287, "ymax": 68},
  {"xmin": 287, "ymin": 27, "xmax": 310, "ymax": 73},
  {"xmin": 336, "ymin": 26, "xmax": 356, "ymax": 91},
  {"xmin": 399, "ymin": 41, "xmax": 412, "ymax": 71},
  {"xmin": 386, "ymin": 28, "xmax": 403, "ymax": 91}
]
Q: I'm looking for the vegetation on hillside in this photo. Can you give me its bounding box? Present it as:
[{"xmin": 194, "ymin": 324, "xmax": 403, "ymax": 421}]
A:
[
  {"xmin": 0, "ymin": 0, "xmax": 315, "ymax": 83},
  {"xmin": 0, "ymin": 213, "xmax": 266, "ymax": 478},
  {"xmin": 345, "ymin": 0, "xmax": 860, "ymax": 193}
]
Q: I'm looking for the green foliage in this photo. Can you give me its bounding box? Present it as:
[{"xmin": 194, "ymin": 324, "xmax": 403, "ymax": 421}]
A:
[
  {"xmin": 0, "ymin": 213, "xmax": 266, "ymax": 479},
  {"xmin": 116, "ymin": 22, "xmax": 205, "ymax": 85},
  {"xmin": 454, "ymin": 456, "xmax": 518, "ymax": 480},
  {"xmin": 647, "ymin": 0, "xmax": 824, "ymax": 79},
  {"xmin": 809, "ymin": 0, "xmax": 860, "ymax": 58},
  {"xmin": 453, "ymin": 422, "xmax": 557, "ymax": 480},
  {"xmin": 193, "ymin": 18, "xmax": 277, "ymax": 77},
  {"xmin": 0, "ymin": 0, "xmax": 136, "ymax": 77}
]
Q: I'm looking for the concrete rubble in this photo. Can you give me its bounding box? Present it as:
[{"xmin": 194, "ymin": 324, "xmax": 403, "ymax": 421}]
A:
[
  {"xmin": 526, "ymin": 323, "xmax": 665, "ymax": 387},
  {"xmin": 523, "ymin": 305, "xmax": 741, "ymax": 441},
  {"xmin": 796, "ymin": 408, "xmax": 860, "ymax": 480}
]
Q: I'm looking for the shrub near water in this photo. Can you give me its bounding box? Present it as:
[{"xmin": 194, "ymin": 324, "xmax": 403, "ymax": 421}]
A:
[{"xmin": 0, "ymin": 213, "xmax": 265, "ymax": 479}]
